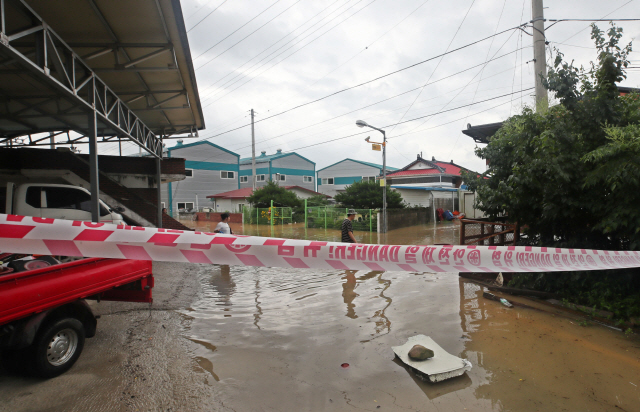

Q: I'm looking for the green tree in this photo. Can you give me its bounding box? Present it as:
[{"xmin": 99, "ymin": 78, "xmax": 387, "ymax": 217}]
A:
[
  {"xmin": 305, "ymin": 194, "xmax": 330, "ymax": 206},
  {"xmin": 462, "ymin": 24, "xmax": 640, "ymax": 320},
  {"xmin": 464, "ymin": 23, "xmax": 638, "ymax": 250},
  {"xmin": 247, "ymin": 181, "xmax": 302, "ymax": 208},
  {"xmin": 334, "ymin": 180, "xmax": 404, "ymax": 209}
]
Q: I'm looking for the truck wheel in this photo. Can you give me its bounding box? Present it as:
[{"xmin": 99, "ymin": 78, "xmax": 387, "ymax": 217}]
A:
[{"xmin": 30, "ymin": 318, "xmax": 85, "ymax": 378}]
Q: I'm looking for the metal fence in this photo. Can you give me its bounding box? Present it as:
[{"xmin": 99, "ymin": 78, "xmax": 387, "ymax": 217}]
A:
[
  {"xmin": 459, "ymin": 218, "xmax": 519, "ymax": 246},
  {"xmin": 305, "ymin": 206, "xmax": 377, "ymax": 232},
  {"xmin": 243, "ymin": 206, "xmax": 293, "ymax": 225}
]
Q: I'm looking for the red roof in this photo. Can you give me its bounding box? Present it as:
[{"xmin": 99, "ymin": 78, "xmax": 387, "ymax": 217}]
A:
[
  {"xmin": 206, "ymin": 186, "xmax": 330, "ymax": 199},
  {"xmin": 206, "ymin": 187, "xmax": 254, "ymax": 199},
  {"xmin": 386, "ymin": 161, "xmax": 464, "ymax": 177}
]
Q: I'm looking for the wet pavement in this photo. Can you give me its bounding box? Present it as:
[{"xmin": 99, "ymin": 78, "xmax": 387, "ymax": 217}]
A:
[{"xmin": 1, "ymin": 222, "xmax": 639, "ymax": 411}]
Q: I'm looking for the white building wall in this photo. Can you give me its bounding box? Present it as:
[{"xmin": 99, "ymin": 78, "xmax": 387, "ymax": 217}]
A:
[
  {"xmin": 317, "ymin": 160, "xmax": 381, "ymax": 197},
  {"xmin": 166, "ymin": 143, "xmax": 239, "ymax": 213}
]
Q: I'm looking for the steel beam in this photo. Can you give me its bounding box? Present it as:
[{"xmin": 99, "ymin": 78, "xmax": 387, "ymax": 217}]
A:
[
  {"xmin": 88, "ymin": 78, "xmax": 100, "ymax": 223},
  {"xmin": 0, "ymin": 0, "xmax": 162, "ymax": 157},
  {"xmin": 156, "ymin": 154, "xmax": 162, "ymax": 228}
]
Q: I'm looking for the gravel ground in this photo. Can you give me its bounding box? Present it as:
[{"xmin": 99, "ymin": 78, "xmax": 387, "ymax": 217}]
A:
[{"xmin": 0, "ymin": 262, "xmax": 230, "ymax": 412}]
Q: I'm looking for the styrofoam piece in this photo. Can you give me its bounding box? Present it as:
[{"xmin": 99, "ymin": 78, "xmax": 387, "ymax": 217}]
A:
[{"xmin": 392, "ymin": 335, "xmax": 472, "ymax": 383}]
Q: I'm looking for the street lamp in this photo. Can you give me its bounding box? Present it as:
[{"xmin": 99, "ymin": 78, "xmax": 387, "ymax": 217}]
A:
[{"xmin": 356, "ymin": 119, "xmax": 387, "ymax": 233}]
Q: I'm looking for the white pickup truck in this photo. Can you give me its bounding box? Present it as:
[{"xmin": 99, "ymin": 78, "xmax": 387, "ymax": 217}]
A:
[{"xmin": 3, "ymin": 183, "xmax": 125, "ymax": 224}]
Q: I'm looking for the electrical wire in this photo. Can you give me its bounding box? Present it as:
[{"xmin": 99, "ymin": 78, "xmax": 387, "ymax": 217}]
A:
[
  {"xmin": 387, "ymin": 0, "xmax": 477, "ymax": 135},
  {"xmin": 187, "ymin": 0, "xmax": 229, "ymax": 33},
  {"xmin": 196, "ymin": 0, "xmax": 344, "ymax": 97},
  {"xmin": 560, "ymin": 0, "xmax": 636, "ymax": 43},
  {"xmin": 195, "ymin": 23, "xmax": 526, "ymax": 142},
  {"xmin": 192, "ymin": 0, "xmax": 282, "ymax": 60},
  {"xmin": 195, "ymin": 0, "xmax": 304, "ymax": 71},
  {"xmin": 201, "ymin": 0, "xmax": 379, "ymax": 105}
]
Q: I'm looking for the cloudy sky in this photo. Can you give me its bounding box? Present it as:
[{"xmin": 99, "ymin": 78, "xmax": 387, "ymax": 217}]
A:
[{"xmin": 155, "ymin": 1, "xmax": 640, "ymax": 172}]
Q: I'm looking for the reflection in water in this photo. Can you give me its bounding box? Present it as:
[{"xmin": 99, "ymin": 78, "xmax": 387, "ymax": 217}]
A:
[
  {"xmin": 182, "ymin": 220, "xmax": 461, "ymax": 246},
  {"xmin": 253, "ymin": 272, "xmax": 262, "ymax": 330},
  {"xmin": 341, "ymin": 270, "xmax": 358, "ymax": 319},
  {"xmin": 209, "ymin": 265, "xmax": 235, "ymax": 315},
  {"xmin": 392, "ymin": 357, "xmax": 473, "ymax": 400}
]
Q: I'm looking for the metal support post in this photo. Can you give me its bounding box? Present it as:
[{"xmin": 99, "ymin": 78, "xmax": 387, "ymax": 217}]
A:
[
  {"xmin": 251, "ymin": 109, "xmax": 256, "ymax": 191},
  {"xmin": 270, "ymin": 199, "xmax": 273, "ymax": 227},
  {"xmin": 369, "ymin": 209, "xmax": 372, "ymax": 232},
  {"xmin": 304, "ymin": 199, "xmax": 307, "ymax": 228},
  {"xmin": 382, "ymin": 130, "xmax": 387, "ymax": 234},
  {"xmin": 156, "ymin": 154, "xmax": 162, "ymax": 228},
  {"xmin": 532, "ymin": 0, "xmax": 548, "ymax": 110},
  {"xmin": 88, "ymin": 77, "xmax": 100, "ymax": 223},
  {"xmin": 324, "ymin": 206, "xmax": 327, "ymax": 230}
]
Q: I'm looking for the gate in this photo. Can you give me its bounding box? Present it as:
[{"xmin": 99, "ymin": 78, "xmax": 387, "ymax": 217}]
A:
[{"xmin": 460, "ymin": 219, "xmax": 520, "ymax": 246}]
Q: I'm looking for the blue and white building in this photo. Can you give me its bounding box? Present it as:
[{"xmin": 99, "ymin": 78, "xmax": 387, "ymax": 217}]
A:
[
  {"xmin": 162, "ymin": 140, "xmax": 239, "ymax": 214},
  {"xmin": 316, "ymin": 158, "xmax": 398, "ymax": 198},
  {"xmin": 239, "ymin": 149, "xmax": 316, "ymax": 191}
]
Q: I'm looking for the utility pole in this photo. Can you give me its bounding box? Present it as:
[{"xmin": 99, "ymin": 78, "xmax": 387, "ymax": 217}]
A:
[
  {"xmin": 532, "ymin": 0, "xmax": 548, "ymax": 110},
  {"xmin": 251, "ymin": 109, "xmax": 256, "ymax": 191}
]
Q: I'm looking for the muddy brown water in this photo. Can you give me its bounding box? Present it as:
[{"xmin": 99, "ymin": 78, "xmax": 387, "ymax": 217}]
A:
[{"xmin": 176, "ymin": 221, "xmax": 640, "ymax": 411}]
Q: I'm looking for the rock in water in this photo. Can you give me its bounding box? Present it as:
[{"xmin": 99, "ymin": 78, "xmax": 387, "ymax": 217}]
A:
[{"xmin": 408, "ymin": 345, "xmax": 434, "ymax": 361}]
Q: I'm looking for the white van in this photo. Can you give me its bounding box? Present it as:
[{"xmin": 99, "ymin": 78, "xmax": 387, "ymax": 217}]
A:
[{"xmin": 5, "ymin": 183, "xmax": 125, "ymax": 225}]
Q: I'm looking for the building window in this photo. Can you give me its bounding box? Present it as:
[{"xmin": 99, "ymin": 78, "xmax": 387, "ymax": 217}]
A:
[
  {"xmin": 322, "ymin": 177, "xmax": 334, "ymax": 185},
  {"xmin": 276, "ymin": 174, "xmax": 286, "ymax": 181},
  {"xmin": 362, "ymin": 176, "xmax": 376, "ymax": 182},
  {"xmin": 256, "ymin": 175, "xmax": 265, "ymax": 182},
  {"xmin": 221, "ymin": 171, "xmax": 235, "ymax": 179},
  {"xmin": 303, "ymin": 176, "xmax": 313, "ymax": 183},
  {"xmin": 185, "ymin": 169, "xmax": 193, "ymax": 178},
  {"xmin": 238, "ymin": 203, "xmax": 245, "ymax": 212},
  {"xmin": 177, "ymin": 202, "xmax": 194, "ymax": 211},
  {"xmin": 240, "ymin": 176, "xmax": 248, "ymax": 183}
]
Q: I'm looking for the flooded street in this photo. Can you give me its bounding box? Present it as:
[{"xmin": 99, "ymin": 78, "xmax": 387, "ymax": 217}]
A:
[
  {"xmin": 181, "ymin": 220, "xmax": 462, "ymax": 246},
  {"xmin": 180, "ymin": 264, "xmax": 640, "ymax": 411},
  {"xmin": 1, "ymin": 222, "xmax": 639, "ymax": 411},
  {"xmin": 177, "ymin": 221, "xmax": 640, "ymax": 411}
]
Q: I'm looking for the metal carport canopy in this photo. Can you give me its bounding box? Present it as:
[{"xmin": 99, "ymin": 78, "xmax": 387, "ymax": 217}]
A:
[{"xmin": 0, "ymin": 0, "xmax": 204, "ymax": 156}]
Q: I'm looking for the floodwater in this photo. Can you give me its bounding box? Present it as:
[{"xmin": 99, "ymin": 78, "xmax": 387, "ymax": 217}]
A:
[
  {"xmin": 176, "ymin": 220, "xmax": 640, "ymax": 411},
  {"xmin": 180, "ymin": 220, "xmax": 461, "ymax": 246}
]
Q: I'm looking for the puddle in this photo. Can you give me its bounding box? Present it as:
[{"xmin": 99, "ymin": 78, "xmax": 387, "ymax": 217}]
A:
[{"xmin": 174, "ymin": 221, "xmax": 640, "ymax": 410}]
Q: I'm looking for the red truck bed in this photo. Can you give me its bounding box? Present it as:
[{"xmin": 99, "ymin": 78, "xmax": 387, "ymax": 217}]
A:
[{"xmin": 0, "ymin": 258, "xmax": 153, "ymax": 326}]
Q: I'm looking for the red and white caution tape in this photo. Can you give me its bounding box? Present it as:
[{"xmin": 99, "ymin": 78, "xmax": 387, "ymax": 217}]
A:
[{"xmin": 1, "ymin": 214, "xmax": 639, "ymax": 273}]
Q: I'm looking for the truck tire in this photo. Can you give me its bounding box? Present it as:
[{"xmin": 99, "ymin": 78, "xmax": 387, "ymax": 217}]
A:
[{"xmin": 29, "ymin": 318, "xmax": 85, "ymax": 378}]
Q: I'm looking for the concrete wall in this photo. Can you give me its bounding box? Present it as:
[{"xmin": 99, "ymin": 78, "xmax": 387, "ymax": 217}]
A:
[
  {"xmin": 317, "ymin": 160, "xmax": 381, "ymax": 197},
  {"xmin": 212, "ymin": 198, "xmax": 248, "ymax": 213},
  {"xmin": 163, "ymin": 143, "xmax": 239, "ymax": 214}
]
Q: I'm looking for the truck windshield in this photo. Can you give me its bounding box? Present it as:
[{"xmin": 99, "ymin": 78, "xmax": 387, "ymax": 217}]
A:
[{"xmin": 28, "ymin": 186, "xmax": 110, "ymax": 216}]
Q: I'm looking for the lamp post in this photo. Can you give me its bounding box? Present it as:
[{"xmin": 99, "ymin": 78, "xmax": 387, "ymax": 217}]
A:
[{"xmin": 356, "ymin": 120, "xmax": 387, "ymax": 233}]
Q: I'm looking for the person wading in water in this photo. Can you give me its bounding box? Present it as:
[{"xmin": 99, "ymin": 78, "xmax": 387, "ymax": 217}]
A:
[{"xmin": 341, "ymin": 209, "xmax": 357, "ymax": 243}]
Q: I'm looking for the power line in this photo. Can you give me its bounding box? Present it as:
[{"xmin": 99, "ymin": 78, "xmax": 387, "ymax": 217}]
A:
[
  {"xmin": 196, "ymin": 23, "xmax": 526, "ymax": 141},
  {"xmin": 195, "ymin": 0, "xmax": 304, "ymax": 71},
  {"xmin": 388, "ymin": 0, "xmax": 477, "ymax": 134},
  {"xmin": 187, "ymin": 0, "xmax": 229, "ymax": 33},
  {"xmin": 287, "ymin": 88, "xmax": 533, "ymax": 152},
  {"xmin": 560, "ymin": 1, "xmax": 637, "ymax": 43},
  {"xmin": 201, "ymin": 0, "xmax": 379, "ymax": 105},
  {"xmin": 196, "ymin": 0, "xmax": 345, "ymax": 98},
  {"xmin": 192, "ymin": 0, "xmax": 282, "ymax": 61}
]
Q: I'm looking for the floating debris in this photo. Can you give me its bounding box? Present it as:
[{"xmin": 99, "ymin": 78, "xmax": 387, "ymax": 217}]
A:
[{"xmin": 392, "ymin": 335, "xmax": 472, "ymax": 383}]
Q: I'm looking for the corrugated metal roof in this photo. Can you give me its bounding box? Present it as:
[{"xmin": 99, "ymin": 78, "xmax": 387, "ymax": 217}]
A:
[
  {"xmin": 317, "ymin": 158, "xmax": 399, "ymax": 172},
  {"xmin": 0, "ymin": 0, "xmax": 203, "ymax": 144}
]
